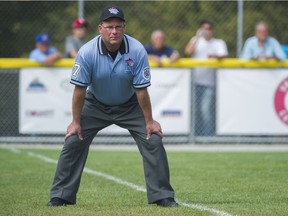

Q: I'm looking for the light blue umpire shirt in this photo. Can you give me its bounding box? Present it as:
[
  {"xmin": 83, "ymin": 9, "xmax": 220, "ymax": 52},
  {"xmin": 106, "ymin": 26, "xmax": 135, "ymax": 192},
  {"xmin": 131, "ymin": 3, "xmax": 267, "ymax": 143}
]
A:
[
  {"xmin": 241, "ymin": 36, "xmax": 286, "ymax": 61},
  {"xmin": 70, "ymin": 34, "xmax": 151, "ymax": 106}
]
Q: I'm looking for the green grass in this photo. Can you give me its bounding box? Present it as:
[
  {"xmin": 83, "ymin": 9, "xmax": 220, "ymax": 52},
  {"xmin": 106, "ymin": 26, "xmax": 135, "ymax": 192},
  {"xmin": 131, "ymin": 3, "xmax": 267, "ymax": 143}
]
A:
[{"xmin": 0, "ymin": 146, "xmax": 288, "ymax": 216}]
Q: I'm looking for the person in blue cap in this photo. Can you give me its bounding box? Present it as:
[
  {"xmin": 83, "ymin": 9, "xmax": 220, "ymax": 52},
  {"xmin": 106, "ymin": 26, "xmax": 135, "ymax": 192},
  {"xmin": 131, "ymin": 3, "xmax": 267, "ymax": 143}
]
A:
[{"xmin": 29, "ymin": 33, "xmax": 63, "ymax": 66}]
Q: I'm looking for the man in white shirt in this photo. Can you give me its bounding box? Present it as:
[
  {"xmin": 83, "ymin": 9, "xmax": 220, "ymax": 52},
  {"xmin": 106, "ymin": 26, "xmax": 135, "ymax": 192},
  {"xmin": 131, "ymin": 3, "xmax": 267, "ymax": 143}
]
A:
[
  {"xmin": 185, "ymin": 19, "xmax": 228, "ymax": 136},
  {"xmin": 241, "ymin": 21, "xmax": 286, "ymax": 61}
]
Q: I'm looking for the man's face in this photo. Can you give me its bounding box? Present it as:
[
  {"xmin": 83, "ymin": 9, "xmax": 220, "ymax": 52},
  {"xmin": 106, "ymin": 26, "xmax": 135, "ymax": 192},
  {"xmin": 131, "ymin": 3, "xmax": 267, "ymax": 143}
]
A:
[
  {"xmin": 255, "ymin": 24, "xmax": 268, "ymax": 41},
  {"xmin": 36, "ymin": 43, "xmax": 49, "ymax": 53},
  {"xmin": 201, "ymin": 23, "xmax": 214, "ymax": 39},
  {"xmin": 73, "ymin": 27, "xmax": 87, "ymax": 39},
  {"xmin": 151, "ymin": 32, "xmax": 165, "ymax": 50},
  {"xmin": 98, "ymin": 18, "xmax": 125, "ymax": 47}
]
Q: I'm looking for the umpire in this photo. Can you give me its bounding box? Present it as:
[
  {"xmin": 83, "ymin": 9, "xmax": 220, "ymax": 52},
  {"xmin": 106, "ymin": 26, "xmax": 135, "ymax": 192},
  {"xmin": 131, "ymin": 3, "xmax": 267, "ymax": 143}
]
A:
[{"xmin": 47, "ymin": 5, "xmax": 178, "ymax": 207}]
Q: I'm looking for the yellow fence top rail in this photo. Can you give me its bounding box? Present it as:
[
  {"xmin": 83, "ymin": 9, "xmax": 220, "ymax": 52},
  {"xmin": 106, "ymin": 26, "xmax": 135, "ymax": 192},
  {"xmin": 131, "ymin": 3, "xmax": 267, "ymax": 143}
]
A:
[{"xmin": 0, "ymin": 58, "xmax": 288, "ymax": 68}]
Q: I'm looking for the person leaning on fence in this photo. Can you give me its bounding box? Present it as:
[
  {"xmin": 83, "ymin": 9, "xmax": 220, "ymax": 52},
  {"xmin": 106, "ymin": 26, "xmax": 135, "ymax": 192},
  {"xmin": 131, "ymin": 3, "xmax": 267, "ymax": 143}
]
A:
[
  {"xmin": 29, "ymin": 33, "xmax": 62, "ymax": 66},
  {"xmin": 47, "ymin": 5, "xmax": 178, "ymax": 208},
  {"xmin": 65, "ymin": 18, "xmax": 89, "ymax": 58},
  {"xmin": 145, "ymin": 30, "xmax": 180, "ymax": 67},
  {"xmin": 241, "ymin": 21, "xmax": 286, "ymax": 61},
  {"xmin": 184, "ymin": 19, "xmax": 228, "ymax": 136}
]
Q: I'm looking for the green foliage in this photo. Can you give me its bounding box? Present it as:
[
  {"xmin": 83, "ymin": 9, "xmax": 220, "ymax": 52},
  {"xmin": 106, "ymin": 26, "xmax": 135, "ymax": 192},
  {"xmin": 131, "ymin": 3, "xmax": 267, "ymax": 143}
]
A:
[{"xmin": 1, "ymin": 1, "xmax": 288, "ymax": 57}]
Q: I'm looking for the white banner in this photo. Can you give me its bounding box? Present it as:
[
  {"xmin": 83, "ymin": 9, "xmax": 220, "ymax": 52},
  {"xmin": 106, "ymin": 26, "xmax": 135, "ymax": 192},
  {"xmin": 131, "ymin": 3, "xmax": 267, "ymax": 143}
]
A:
[
  {"xmin": 217, "ymin": 68, "xmax": 288, "ymax": 135},
  {"xmin": 19, "ymin": 68, "xmax": 191, "ymax": 134},
  {"xmin": 19, "ymin": 68, "xmax": 73, "ymax": 133},
  {"xmin": 149, "ymin": 68, "xmax": 191, "ymax": 134}
]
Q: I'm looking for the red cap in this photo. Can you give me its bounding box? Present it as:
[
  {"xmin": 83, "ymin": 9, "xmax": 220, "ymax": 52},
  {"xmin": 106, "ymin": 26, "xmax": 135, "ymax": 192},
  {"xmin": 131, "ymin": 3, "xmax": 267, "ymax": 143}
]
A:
[{"xmin": 72, "ymin": 18, "xmax": 88, "ymax": 28}]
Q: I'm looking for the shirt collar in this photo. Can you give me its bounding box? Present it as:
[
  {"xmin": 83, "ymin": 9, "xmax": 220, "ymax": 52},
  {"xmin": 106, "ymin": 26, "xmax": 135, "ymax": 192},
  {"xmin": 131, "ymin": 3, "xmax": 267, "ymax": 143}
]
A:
[
  {"xmin": 255, "ymin": 36, "xmax": 269, "ymax": 43},
  {"xmin": 98, "ymin": 35, "xmax": 129, "ymax": 55}
]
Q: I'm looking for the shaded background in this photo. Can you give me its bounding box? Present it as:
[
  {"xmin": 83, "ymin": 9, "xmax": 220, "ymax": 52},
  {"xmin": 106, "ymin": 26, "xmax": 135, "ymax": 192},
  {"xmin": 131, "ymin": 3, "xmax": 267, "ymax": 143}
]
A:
[{"xmin": 1, "ymin": 1, "xmax": 288, "ymax": 58}]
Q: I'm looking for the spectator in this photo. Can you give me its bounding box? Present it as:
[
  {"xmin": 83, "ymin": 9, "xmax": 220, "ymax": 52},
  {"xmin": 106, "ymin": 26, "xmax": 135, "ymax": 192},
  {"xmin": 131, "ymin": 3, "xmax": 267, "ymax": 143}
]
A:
[
  {"xmin": 241, "ymin": 21, "xmax": 286, "ymax": 61},
  {"xmin": 65, "ymin": 18, "xmax": 89, "ymax": 58},
  {"xmin": 145, "ymin": 30, "xmax": 180, "ymax": 66},
  {"xmin": 29, "ymin": 33, "xmax": 62, "ymax": 66},
  {"xmin": 184, "ymin": 19, "xmax": 228, "ymax": 136}
]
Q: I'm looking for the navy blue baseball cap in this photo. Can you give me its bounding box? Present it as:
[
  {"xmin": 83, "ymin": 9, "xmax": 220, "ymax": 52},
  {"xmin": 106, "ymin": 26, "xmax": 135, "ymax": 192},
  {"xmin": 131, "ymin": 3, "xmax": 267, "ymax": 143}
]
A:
[
  {"xmin": 100, "ymin": 6, "xmax": 125, "ymax": 22},
  {"xmin": 35, "ymin": 33, "xmax": 51, "ymax": 44}
]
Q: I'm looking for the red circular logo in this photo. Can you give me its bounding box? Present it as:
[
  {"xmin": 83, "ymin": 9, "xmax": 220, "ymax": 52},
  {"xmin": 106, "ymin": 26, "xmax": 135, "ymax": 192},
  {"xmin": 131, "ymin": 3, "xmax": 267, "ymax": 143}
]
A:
[{"xmin": 274, "ymin": 77, "xmax": 288, "ymax": 126}]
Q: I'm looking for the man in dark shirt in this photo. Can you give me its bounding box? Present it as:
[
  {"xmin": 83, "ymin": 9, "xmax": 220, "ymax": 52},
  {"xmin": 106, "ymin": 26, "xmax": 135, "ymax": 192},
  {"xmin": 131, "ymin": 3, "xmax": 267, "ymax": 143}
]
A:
[{"xmin": 145, "ymin": 30, "xmax": 179, "ymax": 67}]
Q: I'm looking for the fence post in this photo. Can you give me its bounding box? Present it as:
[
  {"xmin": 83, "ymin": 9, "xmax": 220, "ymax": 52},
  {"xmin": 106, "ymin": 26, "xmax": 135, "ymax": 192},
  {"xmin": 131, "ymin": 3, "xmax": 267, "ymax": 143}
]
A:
[
  {"xmin": 189, "ymin": 69, "xmax": 196, "ymax": 144},
  {"xmin": 237, "ymin": 0, "xmax": 244, "ymax": 57},
  {"xmin": 78, "ymin": 0, "xmax": 84, "ymax": 18}
]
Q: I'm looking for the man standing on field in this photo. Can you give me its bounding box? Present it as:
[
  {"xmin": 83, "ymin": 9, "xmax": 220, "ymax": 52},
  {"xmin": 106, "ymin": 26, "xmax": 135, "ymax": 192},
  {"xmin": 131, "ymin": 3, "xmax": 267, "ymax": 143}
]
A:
[{"xmin": 47, "ymin": 5, "xmax": 178, "ymax": 207}]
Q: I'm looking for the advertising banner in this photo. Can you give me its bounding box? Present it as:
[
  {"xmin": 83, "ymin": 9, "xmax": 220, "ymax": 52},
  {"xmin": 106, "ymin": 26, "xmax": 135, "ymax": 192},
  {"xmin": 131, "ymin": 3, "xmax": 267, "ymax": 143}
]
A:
[
  {"xmin": 19, "ymin": 68, "xmax": 191, "ymax": 134},
  {"xmin": 217, "ymin": 68, "xmax": 288, "ymax": 135},
  {"xmin": 19, "ymin": 68, "xmax": 73, "ymax": 134},
  {"xmin": 148, "ymin": 68, "xmax": 191, "ymax": 134}
]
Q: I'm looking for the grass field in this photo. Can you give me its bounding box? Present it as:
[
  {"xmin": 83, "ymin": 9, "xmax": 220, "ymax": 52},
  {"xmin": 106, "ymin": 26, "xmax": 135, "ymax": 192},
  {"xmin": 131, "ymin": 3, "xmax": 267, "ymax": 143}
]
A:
[{"xmin": 0, "ymin": 144, "xmax": 288, "ymax": 216}]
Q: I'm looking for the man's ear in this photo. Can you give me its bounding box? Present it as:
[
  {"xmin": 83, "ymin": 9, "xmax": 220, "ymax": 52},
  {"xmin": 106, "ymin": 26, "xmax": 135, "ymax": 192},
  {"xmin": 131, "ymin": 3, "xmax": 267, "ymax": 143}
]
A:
[{"xmin": 98, "ymin": 24, "xmax": 102, "ymax": 33}]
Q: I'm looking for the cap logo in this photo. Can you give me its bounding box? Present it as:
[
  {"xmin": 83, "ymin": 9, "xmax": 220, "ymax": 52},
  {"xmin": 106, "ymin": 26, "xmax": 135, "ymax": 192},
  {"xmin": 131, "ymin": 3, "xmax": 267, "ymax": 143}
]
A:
[
  {"xmin": 42, "ymin": 35, "xmax": 48, "ymax": 41},
  {"xmin": 108, "ymin": 7, "xmax": 120, "ymax": 15}
]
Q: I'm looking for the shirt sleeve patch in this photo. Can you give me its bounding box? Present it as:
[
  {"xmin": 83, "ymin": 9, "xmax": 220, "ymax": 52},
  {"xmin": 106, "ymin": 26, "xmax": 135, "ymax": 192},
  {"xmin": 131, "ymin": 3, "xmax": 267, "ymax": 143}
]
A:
[{"xmin": 142, "ymin": 67, "xmax": 151, "ymax": 81}]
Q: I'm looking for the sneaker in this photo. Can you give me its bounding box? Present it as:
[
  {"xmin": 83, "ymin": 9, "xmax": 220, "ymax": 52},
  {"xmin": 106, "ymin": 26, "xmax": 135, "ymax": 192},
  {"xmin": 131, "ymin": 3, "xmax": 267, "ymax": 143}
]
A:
[
  {"xmin": 47, "ymin": 197, "xmax": 73, "ymax": 207},
  {"xmin": 155, "ymin": 197, "xmax": 179, "ymax": 207}
]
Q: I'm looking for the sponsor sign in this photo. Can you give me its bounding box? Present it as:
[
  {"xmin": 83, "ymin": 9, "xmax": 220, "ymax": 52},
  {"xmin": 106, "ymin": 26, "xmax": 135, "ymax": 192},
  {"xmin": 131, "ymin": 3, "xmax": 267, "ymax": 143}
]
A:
[
  {"xmin": 19, "ymin": 68, "xmax": 73, "ymax": 133},
  {"xmin": 148, "ymin": 68, "xmax": 191, "ymax": 134},
  {"xmin": 217, "ymin": 68, "xmax": 288, "ymax": 135},
  {"xmin": 20, "ymin": 68, "xmax": 191, "ymax": 134},
  {"xmin": 274, "ymin": 77, "xmax": 288, "ymax": 126}
]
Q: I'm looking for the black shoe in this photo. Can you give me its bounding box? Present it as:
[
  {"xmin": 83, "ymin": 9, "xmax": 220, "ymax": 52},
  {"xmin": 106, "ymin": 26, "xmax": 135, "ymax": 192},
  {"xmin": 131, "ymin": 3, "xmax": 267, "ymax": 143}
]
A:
[
  {"xmin": 155, "ymin": 197, "xmax": 179, "ymax": 207},
  {"xmin": 47, "ymin": 197, "xmax": 73, "ymax": 207}
]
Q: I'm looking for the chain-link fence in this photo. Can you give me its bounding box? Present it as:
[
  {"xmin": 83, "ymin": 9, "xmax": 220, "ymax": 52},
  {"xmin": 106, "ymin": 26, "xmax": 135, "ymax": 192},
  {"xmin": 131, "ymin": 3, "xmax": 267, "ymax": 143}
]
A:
[
  {"xmin": 1, "ymin": 1, "xmax": 288, "ymax": 144},
  {"xmin": 1, "ymin": 66, "xmax": 287, "ymax": 144}
]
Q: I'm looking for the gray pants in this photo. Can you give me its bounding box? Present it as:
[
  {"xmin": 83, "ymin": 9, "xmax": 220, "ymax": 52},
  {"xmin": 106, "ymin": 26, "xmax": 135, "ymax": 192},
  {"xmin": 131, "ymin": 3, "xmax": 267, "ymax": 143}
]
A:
[{"xmin": 50, "ymin": 91, "xmax": 175, "ymax": 204}]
